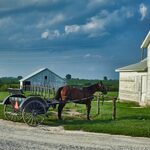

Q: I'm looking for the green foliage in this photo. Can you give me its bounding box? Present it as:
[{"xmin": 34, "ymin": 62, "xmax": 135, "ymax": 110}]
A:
[
  {"xmin": 0, "ymin": 77, "xmax": 19, "ymax": 84},
  {"xmin": 67, "ymin": 78, "xmax": 119, "ymax": 91},
  {"xmin": 0, "ymin": 77, "xmax": 20, "ymax": 91},
  {"xmin": 66, "ymin": 74, "xmax": 72, "ymax": 80},
  {"xmin": 17, "ymin": 76, "xmax": 23, "ymax": 80},
  {"xmin": 0, "ymin": 84, "xmax": 19, "ymax": 91},
  {"xmin": 103, "ymin": 76, "xmax": 108, "ymax": 81}
]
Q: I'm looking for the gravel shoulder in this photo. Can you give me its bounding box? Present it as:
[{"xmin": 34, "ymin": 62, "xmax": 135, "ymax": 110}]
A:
[{"xmin": 0, "ymin": 119, "xmax": 150, "ymax": 150}]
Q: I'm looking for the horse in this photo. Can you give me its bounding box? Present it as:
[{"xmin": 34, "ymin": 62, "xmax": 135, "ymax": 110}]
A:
[{"xmin": 55, "ymin": 82, "xmax": 107, "ymax": 120}]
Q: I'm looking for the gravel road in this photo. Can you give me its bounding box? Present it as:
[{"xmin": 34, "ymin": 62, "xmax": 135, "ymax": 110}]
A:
[{"xmin": 0, "ymin": 119, "xmax": 150, "ymax": 150}]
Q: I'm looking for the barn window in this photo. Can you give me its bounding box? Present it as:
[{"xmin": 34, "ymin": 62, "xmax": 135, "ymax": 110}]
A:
[{"xmin": 45, "ymin": 76, "xmax": 47, "ymax": 80}]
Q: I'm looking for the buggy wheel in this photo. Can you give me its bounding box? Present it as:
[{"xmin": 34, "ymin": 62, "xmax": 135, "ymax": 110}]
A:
[
  {"xmin": 4, "ymin": 104, "xmax": 22, "ymax": 122},
  {"xmin": 22, "ymin": 100, "xmax": 46, "ymax": 127}
]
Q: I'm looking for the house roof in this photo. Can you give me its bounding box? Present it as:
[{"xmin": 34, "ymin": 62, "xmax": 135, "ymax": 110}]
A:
[
  {"xmin": 20, "ymin": 68, "xmax": 66, "ymax": 82},
  {"xmin": 115, "ymin": 58, "xmax": 147, "ymax": 72},
  {"xmin": 141, "ymin": 31, "xmax": 150, "ymax": 49}
]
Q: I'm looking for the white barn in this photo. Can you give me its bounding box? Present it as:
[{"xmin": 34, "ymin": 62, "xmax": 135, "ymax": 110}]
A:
[
  {"xmin": 116, "ymin": 31, "xmax": 150, "ymax": 105},
  {"xmin": 20, "ymin": 68, "xmax": 66, "ymax": 91}
]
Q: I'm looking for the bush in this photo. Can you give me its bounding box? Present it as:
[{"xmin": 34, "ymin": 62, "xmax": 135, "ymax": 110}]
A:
[{"xmin": 0, "ymin": 84, "xmax": 19, "ymax": 91}]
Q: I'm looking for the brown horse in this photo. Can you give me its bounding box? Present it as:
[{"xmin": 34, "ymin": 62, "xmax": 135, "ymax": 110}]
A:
[{"xmin": 55, "ymin": 82, "xmax": 107, "ymax": 120}]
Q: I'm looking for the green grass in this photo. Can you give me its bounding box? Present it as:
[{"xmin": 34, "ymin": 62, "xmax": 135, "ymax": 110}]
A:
[
  {"xmin": 94, "ymin": 91, "xmax": 118, "ymax": 101},
  {"xmin": 0, "ymin": 91, "xmax": 9, "ymax": 102},
  {"xmin": 43, "ymin": 100, "xmax": 150, "ymax": 137},
  {"xmin": 0, "ymin": 91, "xmax": 150, "ymax": 137}
]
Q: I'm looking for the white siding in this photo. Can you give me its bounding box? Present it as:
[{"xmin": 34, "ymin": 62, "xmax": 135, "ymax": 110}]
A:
[
  {"xmin": 20, "ymin": 69, "xmax": 66, "ymax": 90},
  {"xmin": 118, "ymin": 31, "xmax": 150, "ymax": 105},
  {"xmin": 119, "ymin": 72, "xmax": 147, "ymax": 103},
  {"xmin": 141, "ymin": 75, "xmax": 147, "ymax": 105},
  {"xmin": 146, "ymin": 43, "xmax": 150, "ymax": 105}
]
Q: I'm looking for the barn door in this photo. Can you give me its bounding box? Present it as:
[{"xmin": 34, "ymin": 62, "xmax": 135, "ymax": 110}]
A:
[
  {"xmin": 23, "ymin": 81, "xmax": 31, "ymax": 91},
  {"xmin": 141, "ymin": 75, "xmax": 147, "ymax": 103}
]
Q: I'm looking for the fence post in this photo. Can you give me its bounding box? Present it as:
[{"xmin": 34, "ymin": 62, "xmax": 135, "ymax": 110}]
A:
[
  {"xmin": 112, "ymin": 97, "xmax": 117, "ymax": 120},
  {"xmin": 48, "ymin": 86, "xmax": 51, "ymax": 98},
  {"xmin": 97, "ymin": 93, "xmax": 100, "ymax": 115}
]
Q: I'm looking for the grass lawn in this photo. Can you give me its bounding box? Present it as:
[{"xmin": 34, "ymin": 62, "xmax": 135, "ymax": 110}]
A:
[
  {"xmin": 44, "ymin": 101, "xmax": 150, "ymax": 138},
  {"xmin": 0, "ymin": 91, "xmax": 150, "ymax": 137},
  {"xmin": 0, "ymin": 91, "xmax": 9, "ymax": 102}
]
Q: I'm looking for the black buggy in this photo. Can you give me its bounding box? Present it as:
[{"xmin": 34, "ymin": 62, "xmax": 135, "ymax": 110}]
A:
[{"xmin": 2, "ymin": 88, "xmax": 59, "ymax": 127}]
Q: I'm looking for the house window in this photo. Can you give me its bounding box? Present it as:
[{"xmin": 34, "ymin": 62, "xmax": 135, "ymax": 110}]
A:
[{"xmin": 45, "ymin": 76, "xmax": 47, "ymax": 80}]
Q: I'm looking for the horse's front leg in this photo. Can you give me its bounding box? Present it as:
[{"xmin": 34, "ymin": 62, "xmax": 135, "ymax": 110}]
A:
[
  {"xmin": 58, "ymin": 102, "xmax": 66, "ymax": 120},
  {"xmin": 86, "ymin": 101, "xmax": 91, "ymax": 120}
]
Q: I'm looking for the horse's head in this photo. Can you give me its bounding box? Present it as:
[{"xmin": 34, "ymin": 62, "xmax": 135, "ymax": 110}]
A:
[{"xmin": 97, "ymin": 81, "xmax": 107, "ymax": 95}]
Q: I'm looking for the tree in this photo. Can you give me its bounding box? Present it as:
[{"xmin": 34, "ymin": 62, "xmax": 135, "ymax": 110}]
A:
[
  {"xmin": 66, "ymin": 74, "xmax": 71, "ymax": 80},
  {"xmin": 17, "ymin": 76, "xmax": 23, "ymax": 80},
  {"xmin": 103, "ymin": 76, "xmax": 108, "ymax": 81}
]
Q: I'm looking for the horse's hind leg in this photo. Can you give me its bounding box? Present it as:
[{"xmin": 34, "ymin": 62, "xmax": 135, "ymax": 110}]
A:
[
  {"xmin": 86, "ymin": 102, "xmax": 91, "ymax": 120},
  {"xmin": 58, "ymin": 103, "xmax": 66, "ymax": 120}
]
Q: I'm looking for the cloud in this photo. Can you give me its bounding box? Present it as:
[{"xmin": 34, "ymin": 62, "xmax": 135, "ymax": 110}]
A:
[
  {"xmin": 84, "ymin": 53, "xmax": 91, "ymax": 58},
  {"xmin": 64, "ymin": 7, "xmax": 134, "ymax": 37},
  {"xmin": 51, "ymin": 30, "xmax": 60, "ymax": 38},
  {"xmin": 41, "ymin": 31, "xmax": 49, "ymax": 39},
  {"xmin": 139, "ymin": 3, "xmax": 148, "ymax": 20},
  {"xmin": 0, "ymin": 17, "xmax": 13, "ymax": 27},
  {"xmin": 41, "ymin": 30, "xmax": 60, "ymax": 40},
  {"xmin": 37, "ymin": 13, "xmax": 65, "ymax": 28},
  {"xmin": 65, "ymin": 25, "xmax": 80, "ymax": 34},
  {"xmin": 84, "ymin": 53, "xmax": 101, "ymax": 59}
]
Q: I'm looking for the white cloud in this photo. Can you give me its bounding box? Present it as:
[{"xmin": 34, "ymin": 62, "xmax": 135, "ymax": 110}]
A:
[
  {"xmin": 84, "ymin": 53, "xmax": 91, "ymax": 58},
  {"xmin": 41, "ymin": 30, "xmax": 60, "ymax": 40},
  {"xmin": 37, "ymin": 14, "xmax": 65, "ymax": 28},
  {"xmin": 64, "ymin": 7, "xmax": 134, "ymax": 37},
  {"xmin": 139, "ymin": 3, "xmax": 148, "ymax": 21},
  {"xmin": 84, "ymin": 53, "xmax": 101, "ymax": 59},
  {"xmin": 52, "ymin": 30, "xmax": 60, "ymax": 38},
  {"xmin": 65, "ymin": 25, "xmax": 80, "ymax": 34},
  {"xmin": 126, "ymin": 11, "xmax": 134, "ymax": 18},
  {"xmin": 41, "ymin": 31, "xmax": 49, "ymax": 39}
]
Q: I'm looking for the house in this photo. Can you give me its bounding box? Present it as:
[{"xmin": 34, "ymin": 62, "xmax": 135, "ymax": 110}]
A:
[
  {"xmin": 20, "ymin": 68, "xmax": 66, "ymax": 91},
  {"xmin": 116, "ymin": 31, "xmax": 150, "ymax": 105}
]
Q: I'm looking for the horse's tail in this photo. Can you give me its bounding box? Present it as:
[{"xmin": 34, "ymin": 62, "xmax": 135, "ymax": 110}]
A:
[{"xmin": 55, "ymin": 86, "xmax": 64, "ymax": 100}]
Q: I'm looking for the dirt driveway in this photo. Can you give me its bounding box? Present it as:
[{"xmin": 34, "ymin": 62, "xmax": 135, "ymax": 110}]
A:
[{"xmin": 0, "ymin": 119, "xmax": 150, "ymax": 150}]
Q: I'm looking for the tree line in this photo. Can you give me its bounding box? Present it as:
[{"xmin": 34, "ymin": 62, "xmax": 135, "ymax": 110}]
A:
[
  {"xmin": 0, "ymin": 76, "xmax": 118, "ymax": 92},
  {"xmin": 0, "ymin": 77, "xmax": 21, "ymax": 91},
  {"xmin": 66, "ymin": 78, "xmax": 118, "ymax": 91}
]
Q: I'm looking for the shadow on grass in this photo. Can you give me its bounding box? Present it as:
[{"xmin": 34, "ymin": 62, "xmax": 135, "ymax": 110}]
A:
[
  {"xmin": 118, "ymin": 115, "xmax": 150, "ymax": 121},
  {"xmin": 43, "ymin": 116, "xmax": 113, "ymax": 127}
]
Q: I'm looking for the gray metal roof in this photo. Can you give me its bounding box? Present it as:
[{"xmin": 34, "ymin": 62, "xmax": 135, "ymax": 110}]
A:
[
  {"xmin": 20, "ymin": 68, "xmax": 66, "ymax": 82},
  {"xmin": 115, "ymin": 58, "xmax": 147, "ymax": 72},
  {"xmin": 141, "ymin": 31, "xmax": 150, "ymax": 48}
]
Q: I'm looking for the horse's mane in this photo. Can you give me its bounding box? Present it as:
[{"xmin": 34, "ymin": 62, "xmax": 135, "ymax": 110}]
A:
[{"xmin": 82, "ymin": 83, "xmax": 98, "ymax": 92}]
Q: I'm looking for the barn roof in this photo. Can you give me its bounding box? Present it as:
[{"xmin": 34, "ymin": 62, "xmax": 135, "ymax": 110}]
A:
[
  {"xmin": 141, "ymin": 31, "xmax": 150, "ymax": 49},
  {"xmin": 20, "ymin": 68, "xmax": 66, "ymax": 82},
  {"xmin": 115, "ymin": 58, "xmax": 147, "ymax": 72}
]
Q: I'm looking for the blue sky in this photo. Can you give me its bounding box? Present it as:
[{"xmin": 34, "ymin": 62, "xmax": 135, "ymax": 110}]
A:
[{"xmin": 0, "ymin": 0, "xmax": 150, "ymax": 79}]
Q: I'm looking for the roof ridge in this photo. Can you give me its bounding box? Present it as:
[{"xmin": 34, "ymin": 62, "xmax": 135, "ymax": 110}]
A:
[{"xmin": 20, "ymin": 68, "xmax": 65, "ymax": 82}]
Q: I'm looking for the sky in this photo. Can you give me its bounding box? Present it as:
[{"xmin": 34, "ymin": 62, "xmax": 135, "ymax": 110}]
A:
[{"xmin": 0, "ymin": 0, "xmax": 150, "ymax": 79}]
